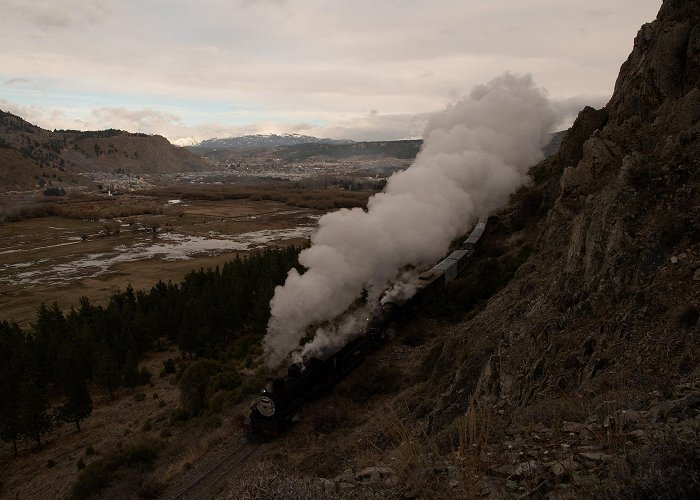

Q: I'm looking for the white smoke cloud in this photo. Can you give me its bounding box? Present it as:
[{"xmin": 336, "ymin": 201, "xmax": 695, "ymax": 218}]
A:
[
  {"xmin": 263, "ymin": 73, "xmax": 557, "ymax": 366},
  {"xmin": 300, "ymin": 306, "xmax": 375, "ymax": 360}
]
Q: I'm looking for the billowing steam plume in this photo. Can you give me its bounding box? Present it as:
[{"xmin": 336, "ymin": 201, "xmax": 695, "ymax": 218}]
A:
[{"xmin": 264, "ymin": 73, "xmax": 557, "ymax": 366}]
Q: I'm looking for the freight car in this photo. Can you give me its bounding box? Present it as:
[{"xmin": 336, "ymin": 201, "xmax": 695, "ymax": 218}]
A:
[
  {"xmin": 402, "ymin": 216, "xmax": 487, "ymax": 311},
  {"xmin": 246, "ymin": 217, "xmax": 487, "ymax": 439}
]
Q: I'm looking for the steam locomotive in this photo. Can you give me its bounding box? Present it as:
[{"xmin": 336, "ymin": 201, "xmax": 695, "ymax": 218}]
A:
[{"xmin": 246, "ymin": 217, "xmax": 487, "ymax": 439}]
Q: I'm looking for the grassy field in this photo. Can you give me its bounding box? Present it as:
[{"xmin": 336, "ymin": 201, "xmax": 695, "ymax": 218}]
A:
[{"xmin": 0, "ymin": 193, "xmax": 331, "ymax": 327}]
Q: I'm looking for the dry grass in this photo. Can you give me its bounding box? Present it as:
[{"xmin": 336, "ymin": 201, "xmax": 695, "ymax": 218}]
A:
[
  {"xmin": 586, "ymin": 426, "xmax": 700, "ymax": 500},
  {"xmin": 2, "ymin": 343, "xmax": 258, "ymax": 499},
  {"xmin": 6, "ymin": 193, "xmax": 163, "ymax": 221},
  {"xmin": 355, "ymin": 399, "xmax": 494, "ymax": 500},
  {"xmin": 146, "ymin": 184, "xmax": 372, "ymax": 211},
  {"xmin": 455, "ymin": 402, "xmax": 490, "ymax": 499},
  {"xmin": 372, "ymin": 404, "xmax": 444, "ymax": 498},
  {"xmin": 158, "ymin": 425, "xmax": 233, "ymax": 484},
  {"xmin": 5, "ymin": 182, "xmax": 371, "ymax": 222},
  {"xmin": 0, "ymin": 347, "xmax": 182, "ymax": 499}
]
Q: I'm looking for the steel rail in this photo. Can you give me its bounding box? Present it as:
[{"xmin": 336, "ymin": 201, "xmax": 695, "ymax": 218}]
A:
[{"xmin": 166, "ymin": 439, "xmax": 258, "ymax": 500}]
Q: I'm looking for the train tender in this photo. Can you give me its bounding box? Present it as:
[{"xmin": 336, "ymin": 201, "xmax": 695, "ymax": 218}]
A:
[{"xmin": 246, "ymin": 216, "xmax": 487, "ymax": 439}]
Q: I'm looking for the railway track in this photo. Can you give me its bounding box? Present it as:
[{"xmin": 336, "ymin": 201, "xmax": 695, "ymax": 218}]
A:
[{"xmin": 164, "ymin": 439, "xmax": 260, "ymax": 500}]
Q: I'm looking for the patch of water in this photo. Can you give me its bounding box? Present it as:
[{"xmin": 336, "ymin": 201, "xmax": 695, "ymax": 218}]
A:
[
  {"xmin": 272, "ymin": 209, "xmax": 307, "ymax": 217},
  {"xmin": 0, "ymin": 226, "xmax": 316, "ymax": 286},
  {"xmin": 0, "ymin": 238, "xmax": 83, "ymax": 255}
]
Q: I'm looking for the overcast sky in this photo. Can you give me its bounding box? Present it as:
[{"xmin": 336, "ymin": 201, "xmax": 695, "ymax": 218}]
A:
[{"xmin": 0, "ymin": 0, "xmax": 661, "ymax": 143}]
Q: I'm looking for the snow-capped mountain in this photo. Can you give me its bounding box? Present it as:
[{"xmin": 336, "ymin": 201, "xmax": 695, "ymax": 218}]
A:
[
  {"xmin": 193, "ymin": 134, "xmax": 353, "ymax": 149},
  {"xmin": 172, "ymin": 136, "xmax": 199, "ymax": 147}
]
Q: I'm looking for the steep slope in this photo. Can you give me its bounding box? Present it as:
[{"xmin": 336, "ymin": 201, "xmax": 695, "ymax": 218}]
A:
[
  {"xmin": 61, "ymin": 130, "xmax": 211, "ymax": 175},
  {"xmin": 416, "ymin": 0, "xmax": 700, "ymax": 494}
]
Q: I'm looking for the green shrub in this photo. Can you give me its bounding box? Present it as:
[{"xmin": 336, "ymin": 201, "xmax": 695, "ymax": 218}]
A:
[
  {"xmin": 178, "ymin": 360, "xmax": 218, "ymax": 416},
  {"xmin": 163, "ymin": 358, "xmax": 176, "ymax": 374},
  {"xmin": 207, "ymin": 390, "xmax": 234, "ymax": 413},
  {"xmin": 230, "ymin": 371, "xmax": 267, "ymax": 404},
  {"xmin": 139, "ymin": 366, "xmax": 152, "ymax": 385},
  {"xmin": 206, "ymin": 370, "xmax": 241, "ymax": 396},
  {"xmin": 169, "ymin": 408, "xmax": 190, "ymax": 425},
  {"xmin": 43, "ymin": 186, "xmax": 66, "ymax": 196},
  {"xmin": 69, "ymin": 441, "xmax": 161, "ymax": 500}
]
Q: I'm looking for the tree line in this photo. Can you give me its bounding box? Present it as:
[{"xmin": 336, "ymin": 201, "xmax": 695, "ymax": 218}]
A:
[{"xmin": 0, "ymin": 245, "xmax": 302, "ymax": 455}]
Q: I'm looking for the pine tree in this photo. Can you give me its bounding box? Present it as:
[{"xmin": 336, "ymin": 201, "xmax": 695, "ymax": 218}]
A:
[
  {"xmin": 178, "ymin": 360, "xmax": 217, "ymax": 416},
  {"xmin": 17, "ymin": 373, "xmax": 52, "ymax": 448},
  {"xmin": 56, "ymin": 340, "xmax": 92, "ymax": 432},
  {"xmin": 0, "ymin": 321, "xmax": 24, "ymax": 456},
  {"xmin": 58, "ymin": 382, "xmax": 92, "ymax": 432},
  {"xmin": 122, "ymin": 350, "xmax": 140, "ymax": 392},
  {"xmin": 94, "ymin": 341, "xmax": 120, "ymax": 397}
]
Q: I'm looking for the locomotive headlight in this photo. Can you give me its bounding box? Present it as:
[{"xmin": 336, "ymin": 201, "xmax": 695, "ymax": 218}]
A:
[{"xmin": 257, "ymin": 395, "xmax": 276, "ymax": 417}]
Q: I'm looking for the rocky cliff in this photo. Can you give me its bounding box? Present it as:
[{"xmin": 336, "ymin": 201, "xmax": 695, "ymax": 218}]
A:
[{"xmin": 422, "ymin": 0, "xmax": 700, "ymax": 495}]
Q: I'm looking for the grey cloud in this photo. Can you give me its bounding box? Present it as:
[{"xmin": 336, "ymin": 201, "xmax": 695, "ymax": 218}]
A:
[
  {"xmin": 4, "ymin": 77, "xmax": 32, "ymax": 86},
  {"xmin": 89, "ymin": 107, "xmax": 181, "ymax": 132},
  {"xmin": 0, "ymin": 99, "xmax": 65, "ymax": 127},
  {"xmin": 4, "ymin": 0, "xmax": 109, "ymax": 28}
]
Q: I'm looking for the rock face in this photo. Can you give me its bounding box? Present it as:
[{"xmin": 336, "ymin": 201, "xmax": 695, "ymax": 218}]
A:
[
  {"xmin": 430, "ymin": 0, "xmax": 699, "ymax": 437},
  {"xmin": 412, "ymin": 4, "xmax": 700, "ymax": 496},
  {"xmin": 607, "ymin": 0, "xmax": 700, "ymax": 124}
]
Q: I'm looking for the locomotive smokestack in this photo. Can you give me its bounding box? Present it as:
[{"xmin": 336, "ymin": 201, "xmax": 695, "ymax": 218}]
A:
[{"xmin": 264, "ymin": 73, "xmax": 557, "ymax": 367}]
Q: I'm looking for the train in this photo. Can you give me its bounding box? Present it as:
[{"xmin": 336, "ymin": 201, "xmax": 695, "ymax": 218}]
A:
[{"xmin": 245, "ymin": 216, "xmax": 488, "ymax": 440}]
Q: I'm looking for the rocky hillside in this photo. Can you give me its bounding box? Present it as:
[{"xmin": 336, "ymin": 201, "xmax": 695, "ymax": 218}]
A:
[
  {"xmin": 423, "ymin": 0, "xmax": 700, "ymax": 495},
  {"xmin": 0, "ymin": 112, "xmax": 211, "ymax": 192},
  {"xmin": 251, "ymin": 1, "xmax": 699, "ymax": 498}
]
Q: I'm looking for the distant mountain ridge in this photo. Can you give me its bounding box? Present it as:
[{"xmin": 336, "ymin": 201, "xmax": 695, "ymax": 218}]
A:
[
  {"xmin": 193, "ymin": 133, "xmax": 354, "ymax": 150},
  {"xmin": 0, "ymin": 110, "xmax": 211, "ymax": 192}
]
